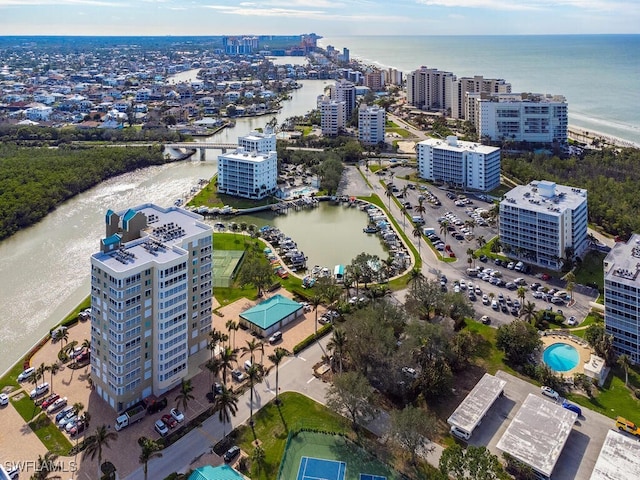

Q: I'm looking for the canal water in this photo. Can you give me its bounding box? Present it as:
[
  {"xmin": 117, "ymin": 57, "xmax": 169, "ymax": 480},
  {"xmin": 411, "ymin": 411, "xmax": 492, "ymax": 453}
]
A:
[{"xmin": 0, "ymin": 70, "xmax": 365, "ymax": 375}]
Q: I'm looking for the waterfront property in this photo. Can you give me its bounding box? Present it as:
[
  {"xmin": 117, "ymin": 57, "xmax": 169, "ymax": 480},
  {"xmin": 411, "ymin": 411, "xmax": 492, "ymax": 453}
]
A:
[
  {"xmin": 358, "ymin": 104, "xmax": 385, "ymax": 146},
  {"xmin": 239, "ymin": 294, "xmax": 304, "ymax": 337},
  {"xmin": 90, "ymin": 204, "xmax": 213, "ymax": 413},
  {"xmin": 499, "ymin": 180, "xmax": 588, "ymax": 270},
  {"xmin": 416, "ymin": 136, "xmax": 501, "ymax": 192},
  {"xmin": 604, "ymin": 234, "xmax": 640, "ymax": 363},
  {"xmin": 319, "ymin": 95, "xmax": 347, "ymax": 136},
  {"xmin": 496, "ymin": 393, "xmax": 577, "ymax": 480}
]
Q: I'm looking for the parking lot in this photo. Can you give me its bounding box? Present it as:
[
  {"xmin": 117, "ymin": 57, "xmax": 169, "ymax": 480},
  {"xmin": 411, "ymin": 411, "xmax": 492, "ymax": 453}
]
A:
[{"xmin": 470, "ymin": 371, "xmax": 615, "ymax": 480}]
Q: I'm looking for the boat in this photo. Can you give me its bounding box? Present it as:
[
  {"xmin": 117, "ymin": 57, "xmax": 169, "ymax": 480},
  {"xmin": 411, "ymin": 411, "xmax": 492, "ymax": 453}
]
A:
[
  {"xmin": 311, "ymin": 265, "xmax": 321, "ymax": 276},
  {"xmin": 320, "ymin": 267, "xmax": 331, "ymax": 278},
  {"xmin": 302, "ymin": 276, "xmax": 316, "ymax": 288},
  {"xmin": 363, "ymin": 225, "xmax": 379, "ymax": 234},
  {"xmin": 334, "ymin": 265, "xmax": 345, "ymax": 284}
]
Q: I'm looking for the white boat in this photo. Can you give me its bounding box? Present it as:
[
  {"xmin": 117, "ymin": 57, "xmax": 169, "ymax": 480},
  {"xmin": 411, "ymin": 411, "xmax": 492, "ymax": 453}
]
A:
[{"xmin": 334, "ymin": 265, "xmax": 345, "ymax": 283}]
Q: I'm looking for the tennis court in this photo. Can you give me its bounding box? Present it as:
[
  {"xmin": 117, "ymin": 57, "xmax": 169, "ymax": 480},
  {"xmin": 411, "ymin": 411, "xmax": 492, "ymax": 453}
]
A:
[
  {"xmin": 212, "ymin": 250, "xmax": 244, "ymax": 287},
  {"xmin": 359, "ymin": 475, "xmax": 387, "ymax": 480},
  {"xmin": 297, "ymin": 457, "xmax": 346, "ymax": 480}
]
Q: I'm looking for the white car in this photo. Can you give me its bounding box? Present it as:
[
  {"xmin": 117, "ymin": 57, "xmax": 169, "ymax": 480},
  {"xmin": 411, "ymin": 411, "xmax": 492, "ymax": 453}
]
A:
[
  {"xmin": 401, "ymin": 366, "xmax": 418, "ymax": 379},
  {"xmin": 268, "ymin": 331, "xmax": 282, "ymax": 344},
  {"xmin": 155, "ymin": 419, "xmax": 169, "ymax": 437},
  {"xmin": 532, "ymin": 291, "xmax": 544, "ymax": 299},
  {"xmin": 17, "ymin": 367, "xmax": 35, "ymax": 382},
  {"xmin": 170, "ymin": 408, "xmax": 184, "ymax": 423},
  {"xmin": 482, "ymin": 294, "xmax": 490, "ymax": 305},
  {"xmin": 30, "ymin": 382, "xmax": 50, "ymax": 399},
  {"xmin": 47, "ymin": 397, "xmax": 68, "ymax": 413},
  {"xmin": 0, "ymin": 393, "xmax": 8, "ymax": 406},
  {"xmin": 567, "ymin": 316, "xmax": 578, "ymax": 326},
  {"xmin": 491, "ymin": 300, "xmax": 499, "ymax": 310},
  {"xmin": 541, "ymin": 386, "xmax": 559, "ymax": 400}
]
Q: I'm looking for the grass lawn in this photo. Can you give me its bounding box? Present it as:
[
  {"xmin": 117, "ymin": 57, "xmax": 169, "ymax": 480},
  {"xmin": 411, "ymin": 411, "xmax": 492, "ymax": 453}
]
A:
[
  {"xmin": 295, "ymin": 125, "xmax": 313, "ymax": 136},
  {"xmin": 385, "ymin": 120, "xmax": 399, "ymax": 128},
  {"xmin": 187, "ymin": 176, "xmax": 276, "ymax": 210},
  {"xmin": 464, "ymin": 321, "xmax": 518, "ymax": 378},
  {"xmin": 233, "ymin": 392, "xmax": 350, "ymax": 479},
  {"xmin": 11, "ymin": 396, "xmax": 73, "ymax": 455},
  {"xmin": 574, "ymin": 251, "xmax": 606, "ymax": 290},
  {"xmin": 386, "ymin": 128, "xmax": 411, "ymax": 138}
]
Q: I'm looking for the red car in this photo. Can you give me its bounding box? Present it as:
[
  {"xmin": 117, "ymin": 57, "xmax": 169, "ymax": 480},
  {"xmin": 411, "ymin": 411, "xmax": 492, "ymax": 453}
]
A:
[
  {"xmin": 541, "ymin": 273, "xmax": 551, "ymax": 281},
  {"xmin": 161, "ymin": 414, "xmax": 177, "ymax": 429},
  {"xmin": 41, "ymin": 393, "xmax": 60, "ymax": 409}
]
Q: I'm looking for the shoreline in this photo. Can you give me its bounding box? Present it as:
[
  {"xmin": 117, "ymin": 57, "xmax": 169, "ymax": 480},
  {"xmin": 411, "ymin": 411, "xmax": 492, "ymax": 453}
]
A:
[{"xmin": 567, "ymin": 125, "xmax": 640, "ymax": 149}]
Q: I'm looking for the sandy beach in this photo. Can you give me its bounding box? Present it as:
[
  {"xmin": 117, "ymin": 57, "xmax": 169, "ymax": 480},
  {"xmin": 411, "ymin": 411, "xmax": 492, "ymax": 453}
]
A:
[{"xmin": 568, "ymin": 125, "xmax": 640, "ymax": 149}]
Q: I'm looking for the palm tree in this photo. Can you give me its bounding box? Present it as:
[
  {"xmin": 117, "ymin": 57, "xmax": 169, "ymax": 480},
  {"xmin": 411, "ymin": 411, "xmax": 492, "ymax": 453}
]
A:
[
  {"xmin": 83, "ymin": 424, "xmax": 118, "ymax": 479},
  {"xmin": 310, "ymin": 293, "xmax": 323, "ymax": 337},
  {"xmin": 268, "ymin": 348, "xmax": 288, "ymax": 405},
  {"xmin": 47, "ymin": 362, "xmax": 60, "ymax": 392},
  {"xmin": 466, "ymin": 248, "xmax": 475, "ymax": 268},
  {"xmin": 412, "ymin": 225, "xmax": 422, "ymax": 257},
  {"xmin": 465, "ymin": 218, "xmax": 477, "ymax": 234},
  {"xmin": 225, "ymin": 319, "xmax": 237, "ymax": 348},
  {"xmin": 175, "ymin": 379, "xmax": 195, "ymax": 413},
  {"xmin": 138, "ymin": 437, "xmax": 163, "ymax": 480},
  {"xmin": 251, "ymin": 444, "xmax": 266, "ymax": 476},
  {"xmin": 208, "ymin": 328, "xmax": 223, "ymax": 360},
  {"xmin": 31, "ymin": 452, "xmax": 62, "ymax": 480},
  {"xmin": 205, "ymin": 357, "xmax": 222, "ymax": 391},
  {"xmin": 385, "ymin": 183, "xmax": 393, "ymax": 208},
  {"xmin": 565, "ymin": 271, "xmax": 576, "ymax": 303},
  {"xmin": 617, "ymin": 354, "xmax": 631, "ymax": 387},
  {"xmin": 476, "ymin": 235, "xmax": 486, "ymax": 249},
  {"xmin": 520, "ymin": 301, "xmax": 538, "ymax": 325},
  {"xmin": 242, "ymin": 338, "xmax": 262, "ymax": 364},
  {"xmin": 219, "ymin": 346, "xmax": 238, "ymax": 387},
  {"xmin": 327, "ymin": 328, "xmax": 347, "ymax": 374},
  {"xmin": 58, "ymin": 329, "xmax": 69, "ymax": 353},
  {"xmin": 213, "ymin": 386, "xmax": 239, "ymax": 438},
  {"xmin": 81, "ymin": 338, "xmax": 91, "ymax": 350},
  {"xmin": 246, "ymin": 363, "xmax": 264, "ymax": 428},
  {"xmin": 415, "ymin": 198, "xmax": 426, "ymax": 218},
  {"xmin": 73, "ymin": 401, "xmax": 84, "ymax": 418},
  {"xmin": 439, "ymin": 220, "xmax": 449, "ymax": 244},
  {"xmin": 517, "ymin": 286, "xmax": 526, "ymax": 305}
]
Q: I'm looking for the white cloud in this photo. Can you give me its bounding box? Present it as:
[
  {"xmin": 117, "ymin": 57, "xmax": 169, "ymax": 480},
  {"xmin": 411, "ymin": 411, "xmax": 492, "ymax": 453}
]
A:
[
  {"xmin": 0, "ymin": 0, "xmax": 123, "ymax": 6},
  {"xmin": 416, "ymin": 0, "xmax": 638, "ymax": 13}
]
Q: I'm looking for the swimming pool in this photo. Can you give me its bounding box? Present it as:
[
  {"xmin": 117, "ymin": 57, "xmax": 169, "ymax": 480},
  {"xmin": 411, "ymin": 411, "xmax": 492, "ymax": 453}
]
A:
[{"xmin": 543, "ymin": 343, "xmax": 580, "ymax": 372}]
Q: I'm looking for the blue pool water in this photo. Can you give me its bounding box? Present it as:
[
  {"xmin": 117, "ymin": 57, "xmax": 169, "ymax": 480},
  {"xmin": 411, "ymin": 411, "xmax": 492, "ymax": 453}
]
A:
[{"xmin": 543, "ymin": 343, "xmax": 580, "ymax": 372}]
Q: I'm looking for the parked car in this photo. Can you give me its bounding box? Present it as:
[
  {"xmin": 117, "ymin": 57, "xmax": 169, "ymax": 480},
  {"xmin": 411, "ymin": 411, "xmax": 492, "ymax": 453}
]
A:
[
  {"xmin": 482, "ymin": 294, "xmax": 490, "ymax": 305},
  {"xmin": 551, "ymin": 296, "xmax": 565, "ymax": 305},
  {"xmin": 231, "ymin": 369, "xmax": 245, "ymax": 382},
  {"xmin": 214, "ymin": 383, "xmax": 224, "ymax": 395},
  {"xmin": 481, "ymin": 315, "xmax": 491, "ymax": 325},
  {"xmin": 30, "ymin": 382, "xmax": 49, "ymax": 399},
  {"xmin": 58, "ymin": 412, "xmax": 76, "ymax": 428},
  {"xmin": 224, "ymin": 445, "xmax": 241, "ymax": 463},
  {"xmin": 562, "ymin": 400, "xmax": 582, "ymax": 416},
  {"xmin": 154, "ymin": 419, "xmax": 169, "ymax": 437},
  {"xmin": 0, "ymin": 393, "xmax": 8, "ymax": 406},
  {"xmin": 491, "ymin": 300, "xmax": 499, "ymax": 310},
  {"xmin": 401, "ymin": 366, "xmax": 418, "ymax": 379},
  {"xmin": 541, "ymin": 386, "xmax": 559, "ymax": 400},
  {"xmin": 567, "ymin": 316, "xmax": 578, "ymax": 326},
  {"xmin": 170, "ymin": 408, "xmax": 185, "ymax": 423},
  {"xmin": 41, "ymin": 394, "xmax": 60, "ymax": 409},
  {"xmin": 268, "ymin": 331, "xmax": 283, "ymax": 344},
  {"xmin": 55, "ymin": 406, "xmax": 74, "ymax": 423},
  {"xmin": 47, "ymin": 397, "xmax": 68, "ymax": 414},
  {"xmin": 69, "ymin": 419, "xmax": 86, "ymax": 436},
  {"xmin": 17, "ymin": 367, "xmax": 35, "ymax": 382},
  {"xmin": 161, "ymin": 414, "xmax": 177, "ymax": 429}
]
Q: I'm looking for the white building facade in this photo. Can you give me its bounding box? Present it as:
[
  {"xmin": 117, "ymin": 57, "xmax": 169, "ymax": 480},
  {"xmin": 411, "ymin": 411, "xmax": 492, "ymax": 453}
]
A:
[
  {"xmin": 319, "ymin": 95, "xmax": 346, "ymax": 136},
  {"xmin": 330, "ymin": 79, "xmax": 356, "ymax": 118},
  {"xmin": 90, "ymin": 204, "xmax": 213, "ymax": 413},
  {"xmin": 467, "ymin": 92, "xmax": 568, "ymax": 144},
  {"xmin": 499, "ymin": 181, "xmax": 588, "ymax": 270},
  {"xmin": 406, "ymin": 66, "xmax": 455, "ymax": 112},
  {"xmin": 604, "ymin": 235, "xmax": 640, "ymax": 363},
  {"xmin": 416, "ymin": 136, "xmax": 501, "ymax": 192},
  {"xmin": 358, "ymin": 104, "xmax": 386, "ymax": 146},
  {"xmin": 448, "ymin": 76, "xmax": 512, "ymax": 120}
]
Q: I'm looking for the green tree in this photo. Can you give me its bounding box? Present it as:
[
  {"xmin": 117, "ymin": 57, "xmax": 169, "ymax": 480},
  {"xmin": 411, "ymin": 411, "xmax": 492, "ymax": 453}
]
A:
[
  {"xmin": 48, "ymin": 362, "xmax": 60, "ymax": 392},
  {"xmin": 327, "ymin": 328, "xmax": 347, "ymax": 374},
  {"xmin": 617, "ymin": 354, "xmax": 631, "ymax": 387},
  {"xmin": 310, "ymin": 293, "xmax": 324, "ymax": 337},
  {"xmin": 585, "ymin": 324, "xmax": 615, "ymax": 365},
  {"xmin": 496, "ymin": 320, "xmax": 542, "ymax": 365},
  {"xmin": 325, "ymin": 371, "xmax": 374, "ymax": 430},
  {"xmin": 267, "ymin": 347, "xmax": 288, "ymax": 404},
  {"xmin": 138, "ymin": 437, "xmax": 163, "ymax": 480},
  {"xmin": 175, "ymin": 379, "xmax": 195, "ymax": 413},
  {"xmin": 390, "ymin": 405, "xmax": 436, "ymax": 464},
  {"xmin": 246, "ymin": 363, "xmax": 264, "ymax": 428},
  {"xmin": 413, "ymin": 224, "xmax": 423, "ymax": 257},
  {"xmin": 219, "ymin": 346, "xmax": 238, "ymax": 387},
  {"xmin": 213, "ymin": 386, "xmax": 239, "ymax": 438},
  {"xmin": 519, "ymin": 301, "xmax": 538, "ymax": 325},
  {"xmin": 439, "ymin": 443, "xmax": 506, "ymax": 480},
  {"xmin": 251, "ymin": 444, "xmax": 266, "ymax": 476},
  {"xmin": 82, "ymin": 424, "xmax": 118, "ymax": 479},
  {"xmin": 237, "ymin": 252, "xmax": 274, "ymax": 297},
  {"xmin": 30, "ymin": 452, "xmax": 61, "ymax": 480}
]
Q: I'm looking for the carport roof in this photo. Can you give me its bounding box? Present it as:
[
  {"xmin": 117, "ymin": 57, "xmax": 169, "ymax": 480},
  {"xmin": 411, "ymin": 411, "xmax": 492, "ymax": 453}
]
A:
[
  {"xmin": 496, "ymin": 393, "xmax": 577, "ymax": 478},
  {"xmin": 240, "ymin": 294, "xmax": 302, "ymax": 329},
  {"xmin": 590, "ymin": 429, "xmax": 640, "ymax": 480},
  {"xmin": 447, "ymin": 373, "xmax": 506, "ymax": 434}
]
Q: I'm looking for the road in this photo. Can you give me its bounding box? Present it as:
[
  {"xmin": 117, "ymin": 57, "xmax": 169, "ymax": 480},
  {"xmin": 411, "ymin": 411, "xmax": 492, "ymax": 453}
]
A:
[{"xmin": 123, "ymin": 338, "xmax": 331, "ymax": 480}]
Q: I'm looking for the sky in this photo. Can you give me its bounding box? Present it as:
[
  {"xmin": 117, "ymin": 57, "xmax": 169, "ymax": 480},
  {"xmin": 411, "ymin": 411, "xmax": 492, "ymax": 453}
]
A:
[{"xmin": 0, "ymin": 0, "xmax": 639, "ymax": 36}]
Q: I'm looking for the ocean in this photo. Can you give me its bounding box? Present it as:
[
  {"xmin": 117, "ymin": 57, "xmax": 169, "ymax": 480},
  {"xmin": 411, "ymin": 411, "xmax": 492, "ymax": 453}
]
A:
[{"xmin": 319, "ymin": 35, "xmax": 640, "ymax": 146}]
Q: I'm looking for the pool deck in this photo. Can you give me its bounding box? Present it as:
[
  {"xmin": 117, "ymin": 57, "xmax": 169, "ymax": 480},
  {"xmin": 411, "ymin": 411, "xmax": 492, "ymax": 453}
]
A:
[{"xmin": 540, "ymin": 332, "xmax": 594, "ymax": 376}]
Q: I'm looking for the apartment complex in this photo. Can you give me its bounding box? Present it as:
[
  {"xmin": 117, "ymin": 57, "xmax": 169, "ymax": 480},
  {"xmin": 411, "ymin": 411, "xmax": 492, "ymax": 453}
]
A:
[
  {"xmin": 468, "ymin": 92, "xmax": 568, "ymax": 143},
  {"xmin": 604, "ymin": 235, "xmax": 640, "ymax": 363},
  {"xmin": 363, "ymin": 71, "xmax": 385, "ymax": 91},
  {"xmin": 318, "ymin": 95, "xmax": 347, "ymax": 136},
  {"xmin": 217, "ymin": 130, "xmax": 278, "ymax": 199},
  {"xmin": 416, "ymin": 136, "xmax": 501, "ymax": 192},
  {"xmin": 330, "ymin": 79, "xmax": 356, "ymax": 118},
  {"xmin": 90, "ymin": 204, "xmax": 213, "ymax": 413},
  {"xmin": 499, "ymin": 181, "xmax": 588, "ymax": 270},
  {"xmin": 406, "ymin": 66, "xmax": 454, "ymax": 112},
  {"xmin": 449, "ymin": 76, "xmax": 512, "ymax": 119},
  {"xmin": 358, "ymin": 104, "xmax": 386, "ymax": 146}
]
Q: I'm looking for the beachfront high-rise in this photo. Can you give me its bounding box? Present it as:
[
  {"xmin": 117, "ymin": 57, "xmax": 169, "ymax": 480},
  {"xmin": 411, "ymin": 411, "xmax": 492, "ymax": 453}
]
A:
[
  {"xmin": 319, "ymin": 95, "xmax": 347, "ymax": 136},
  {"xmin": 499, "ymin": 181, "xmax": 588, "ymax": 271},
  {"xmin": 358, "ymin": 104, "xmax": 386, "ymax": 146},
  {"xmin": 330, "ymin": 79, "xmax": 356, "ymax": 118},
  {"xmin": 217, "ymin": 129, "xmax": 278, "ymax": 199},
  {"xmin": 603, "ymin": 235, "xmax": 640, "ymax": 363},
  {"xmin": 448, "ymin": 76, "xmax": 512, "ymax": 119},
  {"xmin": 406, "ymin": 66, "xmax": 455, "ymax": 112},
  {"xmin": 467, "ymin": 92, "xmax": 568, "ymax": 144},
  {"xmin": 90, "ymin": 204, "xmax": 213, "ymax": 413},
  {"xmin": 416, "ymin": 136, "xmax": 501, "ymax": 192}
]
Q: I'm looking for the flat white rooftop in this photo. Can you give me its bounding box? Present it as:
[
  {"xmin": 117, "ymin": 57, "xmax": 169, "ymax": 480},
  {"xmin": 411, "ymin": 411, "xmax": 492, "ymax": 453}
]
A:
[
  {"xmin": 590, "ymin": 429, "xmax": 640, "ymax": 480},
  {"xmin": 604, "ymin": 233, "xmax": 640, "ymax": 286},
  {"xmin": 417, "ymin": 136, "xmax": 499, "ymax": 155},
  {"xmin": 497, "ymin": 393, "xmax": 577, "ymax": 478},
  {"xmin": 447, "ymin": 373, "xmax": 506, "ymax": 434},
  {"xmin": 501, "ymin": 180, "xmax": 587, "ymax": 214},
  {"xmin": 220, "ymin": 150, "xmax": 275, "ymax": 163}
]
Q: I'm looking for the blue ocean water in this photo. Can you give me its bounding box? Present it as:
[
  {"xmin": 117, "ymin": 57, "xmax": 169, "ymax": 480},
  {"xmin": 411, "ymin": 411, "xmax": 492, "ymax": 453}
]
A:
[{"xmin": 320, "ymin": 35, "xmax": 640, "ymax": 145}]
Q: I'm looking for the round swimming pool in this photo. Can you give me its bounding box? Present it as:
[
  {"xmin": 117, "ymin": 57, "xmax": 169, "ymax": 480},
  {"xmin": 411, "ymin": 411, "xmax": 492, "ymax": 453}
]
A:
[{"xmin": 543, "ymin": 343, "xmax": 580, "ymax": 372}]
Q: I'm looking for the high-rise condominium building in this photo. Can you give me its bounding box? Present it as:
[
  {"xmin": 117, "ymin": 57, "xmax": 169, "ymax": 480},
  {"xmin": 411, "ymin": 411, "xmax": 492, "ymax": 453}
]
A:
[
  {"xmin": 330, "ymin": 79, "xmax": 356, "ymax": 118},
  {"xmin": 448, "ymin": 76, "xmax": 512, "ymax": 119},
  {"xmin": 604, "ymin": 235, "xmax": 640, "ymax": 363},
  {"xmin": 364, "ymin": 71, "xmax": 385, "ymax": 91},
  {"xmin": 467, "ymin": 92, "xmax": 568, "ymax": 144},
  {"xmin": 499, "ymin": 181, "xmax": 588, "ymax": 270},
  {"xmin": 90, "ymin": 204, "xmax": 213, "ymax": 412},
  {"xmin": 358, "ymin": 104, "xmax": 386, "ymax": 146},
  {"xmin": 406, "ymin": 66, "xmax": 455, "ymax": 111},
  {"xmin": 217, "ymin": 130, "xmax": 278, "ymax": 199},
  {"xmin": 319, "ymin": 95, "xmax": 346, "ymax": 136},
  {"xmin": 416, "ymin": 136, "xmax": 501, "ymax": 192}
]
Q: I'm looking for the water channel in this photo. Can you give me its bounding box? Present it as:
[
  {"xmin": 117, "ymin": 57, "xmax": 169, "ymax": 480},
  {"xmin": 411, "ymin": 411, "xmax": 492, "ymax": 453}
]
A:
[{"xmin": 0, "ymin": 69, "xmax": 380, "ymax": 375}]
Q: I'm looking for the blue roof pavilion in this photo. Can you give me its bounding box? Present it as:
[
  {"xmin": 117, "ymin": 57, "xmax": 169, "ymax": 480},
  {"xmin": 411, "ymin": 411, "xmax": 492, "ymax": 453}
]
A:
[{"xmin": 239, "ymin": 294, "xmax": 304, "ymax": 336}]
